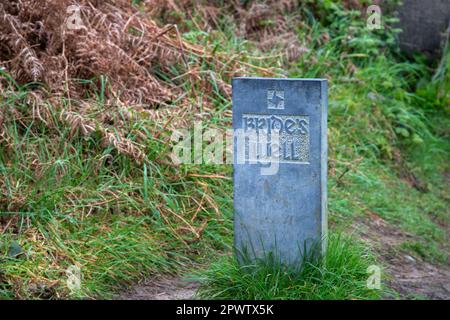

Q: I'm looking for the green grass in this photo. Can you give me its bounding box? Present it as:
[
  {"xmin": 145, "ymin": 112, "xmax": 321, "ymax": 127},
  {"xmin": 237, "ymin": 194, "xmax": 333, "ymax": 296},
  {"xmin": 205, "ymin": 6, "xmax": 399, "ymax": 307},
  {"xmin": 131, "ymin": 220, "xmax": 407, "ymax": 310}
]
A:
[
  {"xmin": 289, "ymin": 1, "xmax": 450, "ymax": 264},
  {"xmin": 193, "ymin": 234, "xmax": 384, "ymax": 300},
  {"xmin": 1, "ymin": 0, "xmax": 449, "ymax": 299},
  {"xmin": 0, "ymin": 92, "xmax": 233, "ymax": 298},
  {"xmin": 1, "ymin": 215, "xmax": 177, "ymax": 299}
]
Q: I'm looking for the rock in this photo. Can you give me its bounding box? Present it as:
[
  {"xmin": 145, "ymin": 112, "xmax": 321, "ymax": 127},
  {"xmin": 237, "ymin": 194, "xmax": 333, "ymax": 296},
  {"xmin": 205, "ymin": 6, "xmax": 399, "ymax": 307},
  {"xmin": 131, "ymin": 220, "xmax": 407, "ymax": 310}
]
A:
[{"xmin": 7, "ymin": 241, "xmax": 24, "ymax": 259}]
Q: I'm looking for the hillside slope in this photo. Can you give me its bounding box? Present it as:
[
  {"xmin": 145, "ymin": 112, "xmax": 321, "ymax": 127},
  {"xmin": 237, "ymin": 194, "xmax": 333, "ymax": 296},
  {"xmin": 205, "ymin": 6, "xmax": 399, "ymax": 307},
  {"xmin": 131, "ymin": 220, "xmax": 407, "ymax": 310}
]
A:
[{"xmin": 0, "ymin": 0, "xmax": 448, "ymax": 299}]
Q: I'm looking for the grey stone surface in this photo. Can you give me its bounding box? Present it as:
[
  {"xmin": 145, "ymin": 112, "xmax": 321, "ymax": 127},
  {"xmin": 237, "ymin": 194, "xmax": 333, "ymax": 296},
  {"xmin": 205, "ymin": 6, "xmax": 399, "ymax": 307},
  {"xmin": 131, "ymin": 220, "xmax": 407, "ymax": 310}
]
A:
[
  {"xmin": 397, "ymin": 0, "xmax": 450, "ymax": 59},
  {"xmin": 232, "ymin": 78, "xmax": 327, "ymax": 267}
]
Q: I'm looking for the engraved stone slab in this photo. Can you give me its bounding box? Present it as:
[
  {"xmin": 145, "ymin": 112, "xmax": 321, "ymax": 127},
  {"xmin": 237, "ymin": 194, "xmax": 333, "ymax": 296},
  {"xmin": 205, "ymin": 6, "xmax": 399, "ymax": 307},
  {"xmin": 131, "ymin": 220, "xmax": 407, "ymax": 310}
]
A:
[{"xmin": 232, "ymin": 78, "xmax": 328, "ymax": 267}]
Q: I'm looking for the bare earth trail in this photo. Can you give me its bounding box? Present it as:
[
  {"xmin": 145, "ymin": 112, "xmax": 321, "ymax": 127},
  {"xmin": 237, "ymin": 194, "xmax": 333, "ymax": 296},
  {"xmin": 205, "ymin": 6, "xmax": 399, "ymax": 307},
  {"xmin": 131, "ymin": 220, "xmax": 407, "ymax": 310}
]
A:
[
  {"xmin": 356, "ymin": 215, "xmax": 450, "ymax": 299},
  {"xmin": 118, "ymin": 276, "xmax": 199, "ymax": 300}
]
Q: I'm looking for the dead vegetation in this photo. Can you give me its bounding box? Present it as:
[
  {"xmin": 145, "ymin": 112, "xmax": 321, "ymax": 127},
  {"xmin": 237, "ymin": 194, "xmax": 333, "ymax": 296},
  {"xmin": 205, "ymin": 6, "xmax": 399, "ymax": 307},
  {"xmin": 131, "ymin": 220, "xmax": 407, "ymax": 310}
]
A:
[
  {"xmin": 0, "ymin": 0, "xmax": 276, "ymax": 164},
  {"xmin": 1, "ymin": 0, "xmax": 178, "ymax": 104},
  {"xmin": 149, "ymin": 0, "xmax": 312, "ymax": 62},
  {"xmin": 0, "ymin": 0, "xmax": 277, "ymax": 257},
  {"xmin": 0, "ymin": 1, "xmax": 286, "ymax": 233}
]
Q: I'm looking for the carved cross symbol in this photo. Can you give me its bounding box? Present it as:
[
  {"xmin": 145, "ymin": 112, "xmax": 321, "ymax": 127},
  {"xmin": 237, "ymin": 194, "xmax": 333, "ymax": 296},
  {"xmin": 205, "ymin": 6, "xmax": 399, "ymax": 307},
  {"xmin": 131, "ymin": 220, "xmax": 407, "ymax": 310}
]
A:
[{"xmin": 267, "ymin": 89, "xmax": 284, "ymax": 110}]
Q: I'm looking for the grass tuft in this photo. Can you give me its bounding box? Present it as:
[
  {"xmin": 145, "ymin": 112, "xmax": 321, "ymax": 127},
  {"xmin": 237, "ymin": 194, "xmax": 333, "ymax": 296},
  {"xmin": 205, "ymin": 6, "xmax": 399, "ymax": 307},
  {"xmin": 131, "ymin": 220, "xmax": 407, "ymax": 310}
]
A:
[{"xmin": 193, "ymin": 234, "xmax": 385, "ymax": 300}]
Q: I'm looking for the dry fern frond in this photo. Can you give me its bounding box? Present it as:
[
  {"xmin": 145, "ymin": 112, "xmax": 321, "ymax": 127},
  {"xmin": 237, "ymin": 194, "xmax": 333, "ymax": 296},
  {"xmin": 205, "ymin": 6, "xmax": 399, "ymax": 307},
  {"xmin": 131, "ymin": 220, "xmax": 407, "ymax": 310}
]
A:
[
  {"xmin": 0, "ymin": 0, "xmax": 271, "ymax": 165},
  {"xmin": 0, "ymin": 0, "xmax": 189, "ymax": 106}
]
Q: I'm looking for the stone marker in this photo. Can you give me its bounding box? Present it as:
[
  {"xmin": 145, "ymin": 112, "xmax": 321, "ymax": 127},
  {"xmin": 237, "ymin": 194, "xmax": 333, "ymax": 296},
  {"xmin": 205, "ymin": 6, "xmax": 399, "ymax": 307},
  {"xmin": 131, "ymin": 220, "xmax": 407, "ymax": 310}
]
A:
[{"xmin": 232, "ymin": 78, "xmax": 327, "ymax": 267}]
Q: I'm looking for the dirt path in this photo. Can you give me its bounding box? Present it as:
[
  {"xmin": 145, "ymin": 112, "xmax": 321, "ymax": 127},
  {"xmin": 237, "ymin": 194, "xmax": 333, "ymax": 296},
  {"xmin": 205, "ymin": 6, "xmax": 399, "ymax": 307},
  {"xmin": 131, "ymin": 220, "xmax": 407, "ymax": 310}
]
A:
[
  {"xmin": 118, "ymin": 214, "xmax": 449, "ymax": 300},
  {"xmin": 118, "ymin": 276, "xmax": 199, "ymax": 300},
  {"xmin": 355, "ymin": 214, "xmax": 450, "ymax": 299}
]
